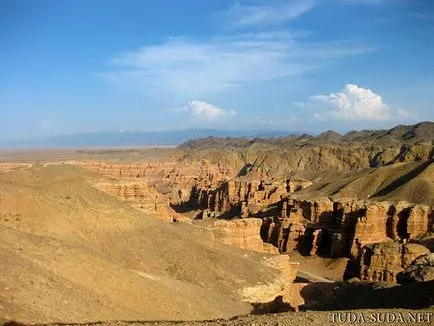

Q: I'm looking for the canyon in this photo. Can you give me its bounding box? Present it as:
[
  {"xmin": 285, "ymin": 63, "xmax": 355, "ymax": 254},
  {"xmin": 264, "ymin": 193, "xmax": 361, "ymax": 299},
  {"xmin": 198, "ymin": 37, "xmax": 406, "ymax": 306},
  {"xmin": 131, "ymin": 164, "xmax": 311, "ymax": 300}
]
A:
[
  {"xmin": 1, "ymin": 122, "xmax": 434, "ymax": 324},
  {"xmin": 72, "ymin": 122, "xmax": 434, "ymax": 287}
]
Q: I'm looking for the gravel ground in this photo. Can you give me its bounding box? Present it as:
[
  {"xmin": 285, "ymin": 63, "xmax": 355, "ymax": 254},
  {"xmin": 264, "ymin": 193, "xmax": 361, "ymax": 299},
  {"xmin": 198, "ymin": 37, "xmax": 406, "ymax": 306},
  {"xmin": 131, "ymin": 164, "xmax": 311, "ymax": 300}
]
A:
[{"xmin": 3, "ymin": 309, "xmax": 433, "ymax": 326}]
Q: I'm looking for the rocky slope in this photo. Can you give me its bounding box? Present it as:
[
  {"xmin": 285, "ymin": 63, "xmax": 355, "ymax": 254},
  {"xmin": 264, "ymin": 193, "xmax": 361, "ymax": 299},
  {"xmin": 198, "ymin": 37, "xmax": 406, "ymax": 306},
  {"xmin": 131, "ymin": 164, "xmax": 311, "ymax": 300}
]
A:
[{"xmin": 0, "ymin": 165, "xmax": 299, "ymax": 324}]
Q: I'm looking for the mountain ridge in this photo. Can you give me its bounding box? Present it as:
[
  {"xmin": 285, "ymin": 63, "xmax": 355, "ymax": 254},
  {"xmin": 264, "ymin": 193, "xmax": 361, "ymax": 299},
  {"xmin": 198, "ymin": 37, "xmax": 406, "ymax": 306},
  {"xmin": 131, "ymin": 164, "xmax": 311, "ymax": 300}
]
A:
[
  {"xmin": 3, "ymin": 121, "xmax": 433, "ymax": 149},
  {"xmin": 180, "ymin": 121, "xmax": 434, "ymax": 149}
]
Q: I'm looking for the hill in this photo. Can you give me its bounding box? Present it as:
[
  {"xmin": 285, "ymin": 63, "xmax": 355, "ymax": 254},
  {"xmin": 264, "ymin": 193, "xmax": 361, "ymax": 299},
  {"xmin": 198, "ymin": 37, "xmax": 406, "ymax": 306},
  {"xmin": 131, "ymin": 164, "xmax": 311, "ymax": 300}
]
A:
[
  {"xmin": 0, "ymin": 164, "xmax": 287, "ymax": 324},
  {"xmin": 292, "ymin": 160, "xmax": 434, "ymax": 206},
  {"xmin": 176, "ymin": 122, "xmax": 434, "ymax": 177}
]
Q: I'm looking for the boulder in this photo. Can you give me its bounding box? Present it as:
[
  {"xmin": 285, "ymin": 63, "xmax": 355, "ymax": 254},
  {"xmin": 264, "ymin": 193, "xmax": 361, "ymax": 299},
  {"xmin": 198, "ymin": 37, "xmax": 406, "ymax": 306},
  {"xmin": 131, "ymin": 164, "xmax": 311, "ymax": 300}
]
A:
[{"xmin": 398, "ymin": 253, "xmax": 434, "ymax": 283}]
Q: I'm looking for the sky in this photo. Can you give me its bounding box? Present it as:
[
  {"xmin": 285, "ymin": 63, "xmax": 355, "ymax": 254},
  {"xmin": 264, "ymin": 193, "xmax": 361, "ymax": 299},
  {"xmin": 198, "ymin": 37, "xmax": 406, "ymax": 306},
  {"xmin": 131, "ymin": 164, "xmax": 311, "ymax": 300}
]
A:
[{"xmin": 1, "ymin": 0, "xmax": 434, "ymax": 139}]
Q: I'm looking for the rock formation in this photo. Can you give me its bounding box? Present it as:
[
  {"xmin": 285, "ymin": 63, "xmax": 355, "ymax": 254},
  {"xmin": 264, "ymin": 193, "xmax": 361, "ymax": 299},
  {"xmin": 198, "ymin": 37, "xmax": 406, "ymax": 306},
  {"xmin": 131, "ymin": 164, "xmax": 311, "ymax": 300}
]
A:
[
  {"xmin": 261, "ymin": 199, "xmax": 308, "ymax": 253},
  {"xmin": 85, "ymin": 157, "xmax": 433, "ymax": 265},
  {"xmin": 242, "ymin": 256, "xmax": 302, "ymax": 311},
  {"xmin": 79, "ymin": 160, "xmax": 234, "ymax": 207},
  {"xmin": 263, "ymin": 255, "xmax": 300, "ymax": 283},
  {"xmin": 209, "ymin": 218, "xmax": 272, "ymax": 253},
  {"xmin": 399, "ymin": 253, "xmax": 434, "ymax": 283},
  {"xmin": 91, "ymin": 180, "xmax": 186, "ymax": 222},
  {"xmin": 357, "ymin": 242, "xmax": 430, "ymax": 283},
  {"xmin": 262, "ymin": 198, "xmax": 433, "ymax": 259}
]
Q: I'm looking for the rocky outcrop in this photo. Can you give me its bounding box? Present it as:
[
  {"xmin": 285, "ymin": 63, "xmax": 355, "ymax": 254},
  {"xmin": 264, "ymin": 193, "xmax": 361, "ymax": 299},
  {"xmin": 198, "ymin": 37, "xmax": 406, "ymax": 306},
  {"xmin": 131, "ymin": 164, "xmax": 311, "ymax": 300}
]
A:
[
  {"xmin": 349, "ymin": 202, "xmax": 392, "ymax": 256},
  {"xmin": 261, "ymin": 198, "xmax": 433, "ymax": 258},
  {"xmin": 191, "ymin": 178, "xmax": 294, "ymax": 216},
  {"xmin": 263, "ymin": 255, "xmax": 300, "ymax": 283},
  {"xmin": 399, "ymin": 253, "xmax": 434, "ymax": 283},
  {"xmin": 210, "ymin": 218, "xmax": 268, "ymax": 252},
  {"xmin": 407, "ymin": 205, "xmax": 433, "ymax": 239},
  {"xmin": 79, "ymin": 160, "xmax": 234, "ymax": 206},
  {"xmin": 357, "ymin": 242, "xmax": 430, "ymax": 283},
  {"xmin": 187, "ymin": 168, "xmax": 312, "ymax": 219},
  {"xmin": 93, "ymin": 181, "xmax": 161, "ymax": 202},
  {"xmin": 242, "ymin": 256, "xmax": 302, "ymax": 311},
  {"xmin": 91, "ymin": 181, "xmax": 186, "ymax": 222},
  {"xmin": 262, "ymin": 201, "xmax": 307, "ymax": 254}
]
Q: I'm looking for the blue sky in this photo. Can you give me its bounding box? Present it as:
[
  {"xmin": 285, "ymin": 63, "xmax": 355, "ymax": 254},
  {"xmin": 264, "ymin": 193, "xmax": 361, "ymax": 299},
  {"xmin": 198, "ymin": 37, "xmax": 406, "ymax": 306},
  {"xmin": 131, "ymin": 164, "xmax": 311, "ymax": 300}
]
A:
[{"xmin": 1, "ymin": 0, "xmax": 434, "ymax": 139}]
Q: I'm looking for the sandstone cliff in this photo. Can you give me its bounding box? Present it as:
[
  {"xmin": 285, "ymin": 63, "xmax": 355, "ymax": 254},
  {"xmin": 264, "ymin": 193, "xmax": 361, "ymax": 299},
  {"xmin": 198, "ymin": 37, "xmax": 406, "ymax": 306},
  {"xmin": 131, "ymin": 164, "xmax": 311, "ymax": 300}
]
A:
[
  {"xmin": 79, "ymin": 160, "xmax": 234, "ymax": 207},
  {"xmin": 91, "ymin": 180, "xmax": 186, "ymax": 222},
  {"xmin": 202, "ymin": 218, "xmax": 271, "ymax": 253},
  {"xmin": 357, "ymin": 242, "xmax": 430, "ymax": 283},
  {"xmin": 262, "ymin": 198, "xmax": 433, "ymax": 258}
]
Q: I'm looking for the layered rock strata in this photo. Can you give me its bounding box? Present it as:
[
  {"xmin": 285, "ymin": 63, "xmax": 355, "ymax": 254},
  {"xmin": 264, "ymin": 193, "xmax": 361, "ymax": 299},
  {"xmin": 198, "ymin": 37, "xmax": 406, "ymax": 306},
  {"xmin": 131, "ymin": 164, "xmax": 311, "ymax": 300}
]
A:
[
  {"xmin": 262, "ymin": 198, "xmax": 433, "ymax": 258},
  {"xmin": 91, "ymin": 181, "xmax": 186, "ymax": 222},
  {"xmin": 357, "ymin": 242, "xmax": 430, "ymax": 282},
  {"xmin": 79, "ymin": 160, "xmax": 234, "ymax": 206},
  {"xmin": 209, "ymin": 218, "xmax": 272, "ymax": 253}
]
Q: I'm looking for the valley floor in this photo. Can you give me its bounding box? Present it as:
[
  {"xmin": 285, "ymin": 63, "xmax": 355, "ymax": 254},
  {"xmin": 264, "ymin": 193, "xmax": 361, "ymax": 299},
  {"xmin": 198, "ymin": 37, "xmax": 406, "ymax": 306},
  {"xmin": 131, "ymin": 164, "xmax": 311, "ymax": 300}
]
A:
[{"xmin": 5, "ymin": 309, "xmax": 433, "ymax": 326}]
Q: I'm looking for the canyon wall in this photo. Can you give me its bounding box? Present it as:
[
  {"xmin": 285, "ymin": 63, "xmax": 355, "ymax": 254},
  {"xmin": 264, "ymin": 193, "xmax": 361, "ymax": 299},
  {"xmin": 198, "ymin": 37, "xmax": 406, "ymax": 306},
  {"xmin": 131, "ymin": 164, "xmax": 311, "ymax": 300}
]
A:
[
  {"xmin": 357, "ymin": 242, "xmax": 430, "ymax": 283},
  {"xmin": 79, "ymin": 160, "xmax": 234, "ymax": 206},
  {"xmin": 91, "ymin": 181, "xmax": 186, "ymax": 222},
  {"xmin": 189, "ymin": 176, "xmax": 312, "ymax": 217},
  {"xmin": 262, "ymin": 198, "xmax": 433, "ymax": 258},
  {"xmin": 210, "ymin": 218, "xmax": 271, "ymax": 253}
]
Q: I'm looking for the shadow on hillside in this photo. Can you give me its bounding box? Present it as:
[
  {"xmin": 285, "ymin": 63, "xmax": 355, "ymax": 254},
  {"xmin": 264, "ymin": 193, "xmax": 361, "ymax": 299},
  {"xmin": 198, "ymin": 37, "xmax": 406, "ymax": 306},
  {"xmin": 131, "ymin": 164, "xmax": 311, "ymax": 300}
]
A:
[
  {"xmin": 371, "ymin": 160, "xmax": 433, "ymax": 198},
  {"xmin": 418, "ymin": 237, "xmax": 434, "ymax": 252},
  {"xmin": 170, "ymin": 202, "xmax": 195, "ymax": 214},
  {"xmin": 251, "ymin": 295, "xmax": 293, "ymax": 314},
  {"xmin": 299, "ymin": 280, "xmax": 434, "ymax": 311}
]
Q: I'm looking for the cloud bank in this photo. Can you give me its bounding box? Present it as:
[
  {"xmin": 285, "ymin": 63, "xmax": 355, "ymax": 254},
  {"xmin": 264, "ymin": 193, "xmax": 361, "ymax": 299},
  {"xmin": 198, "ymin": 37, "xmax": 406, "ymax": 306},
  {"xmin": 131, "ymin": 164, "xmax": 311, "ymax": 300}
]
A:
[
  {"xmin": 310, "ymin": 84, "xmax": 410, "ymax": 121},
  {"xmin": 100, "ymin": 34, "xmax": 374, "ymax": 98},
  {"xmin": 173, "ymin": 100, "xmax": 237, "ymax": 122}
]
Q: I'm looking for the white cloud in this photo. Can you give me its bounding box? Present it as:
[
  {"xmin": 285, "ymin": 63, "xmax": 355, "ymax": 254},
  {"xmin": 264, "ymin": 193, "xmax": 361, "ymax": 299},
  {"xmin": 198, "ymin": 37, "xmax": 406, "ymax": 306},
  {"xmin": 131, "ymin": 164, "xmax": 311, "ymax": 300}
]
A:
[
  {"xmin": 98, "ymin": 33, "xmax": 374, "ymax": 98},
  {"xmin": 309, "ymin": 84, "xmax": 410, "ymax": 121},
  {"xmin": 226, "ymin": 0, "xmax": 316, "ymax": 27},
  {"xmin": 173, "ymin": 100, "xmax": 237, "ymax": 121}
]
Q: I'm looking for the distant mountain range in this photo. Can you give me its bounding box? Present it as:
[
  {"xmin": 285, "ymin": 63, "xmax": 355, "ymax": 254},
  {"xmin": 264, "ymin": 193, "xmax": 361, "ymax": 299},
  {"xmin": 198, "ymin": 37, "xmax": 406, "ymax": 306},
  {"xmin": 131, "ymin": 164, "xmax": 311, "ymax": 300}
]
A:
[
  {"xmin": 180, "ymin": 121, "xmax": 434, "ymax": 149},
  {"xmin": 2, "ymin": 122, "xmax": 433, "ymax": 149},
  {"xmin": 0, "ymin": 129, "xmax": 299, "ymax": 149}
]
